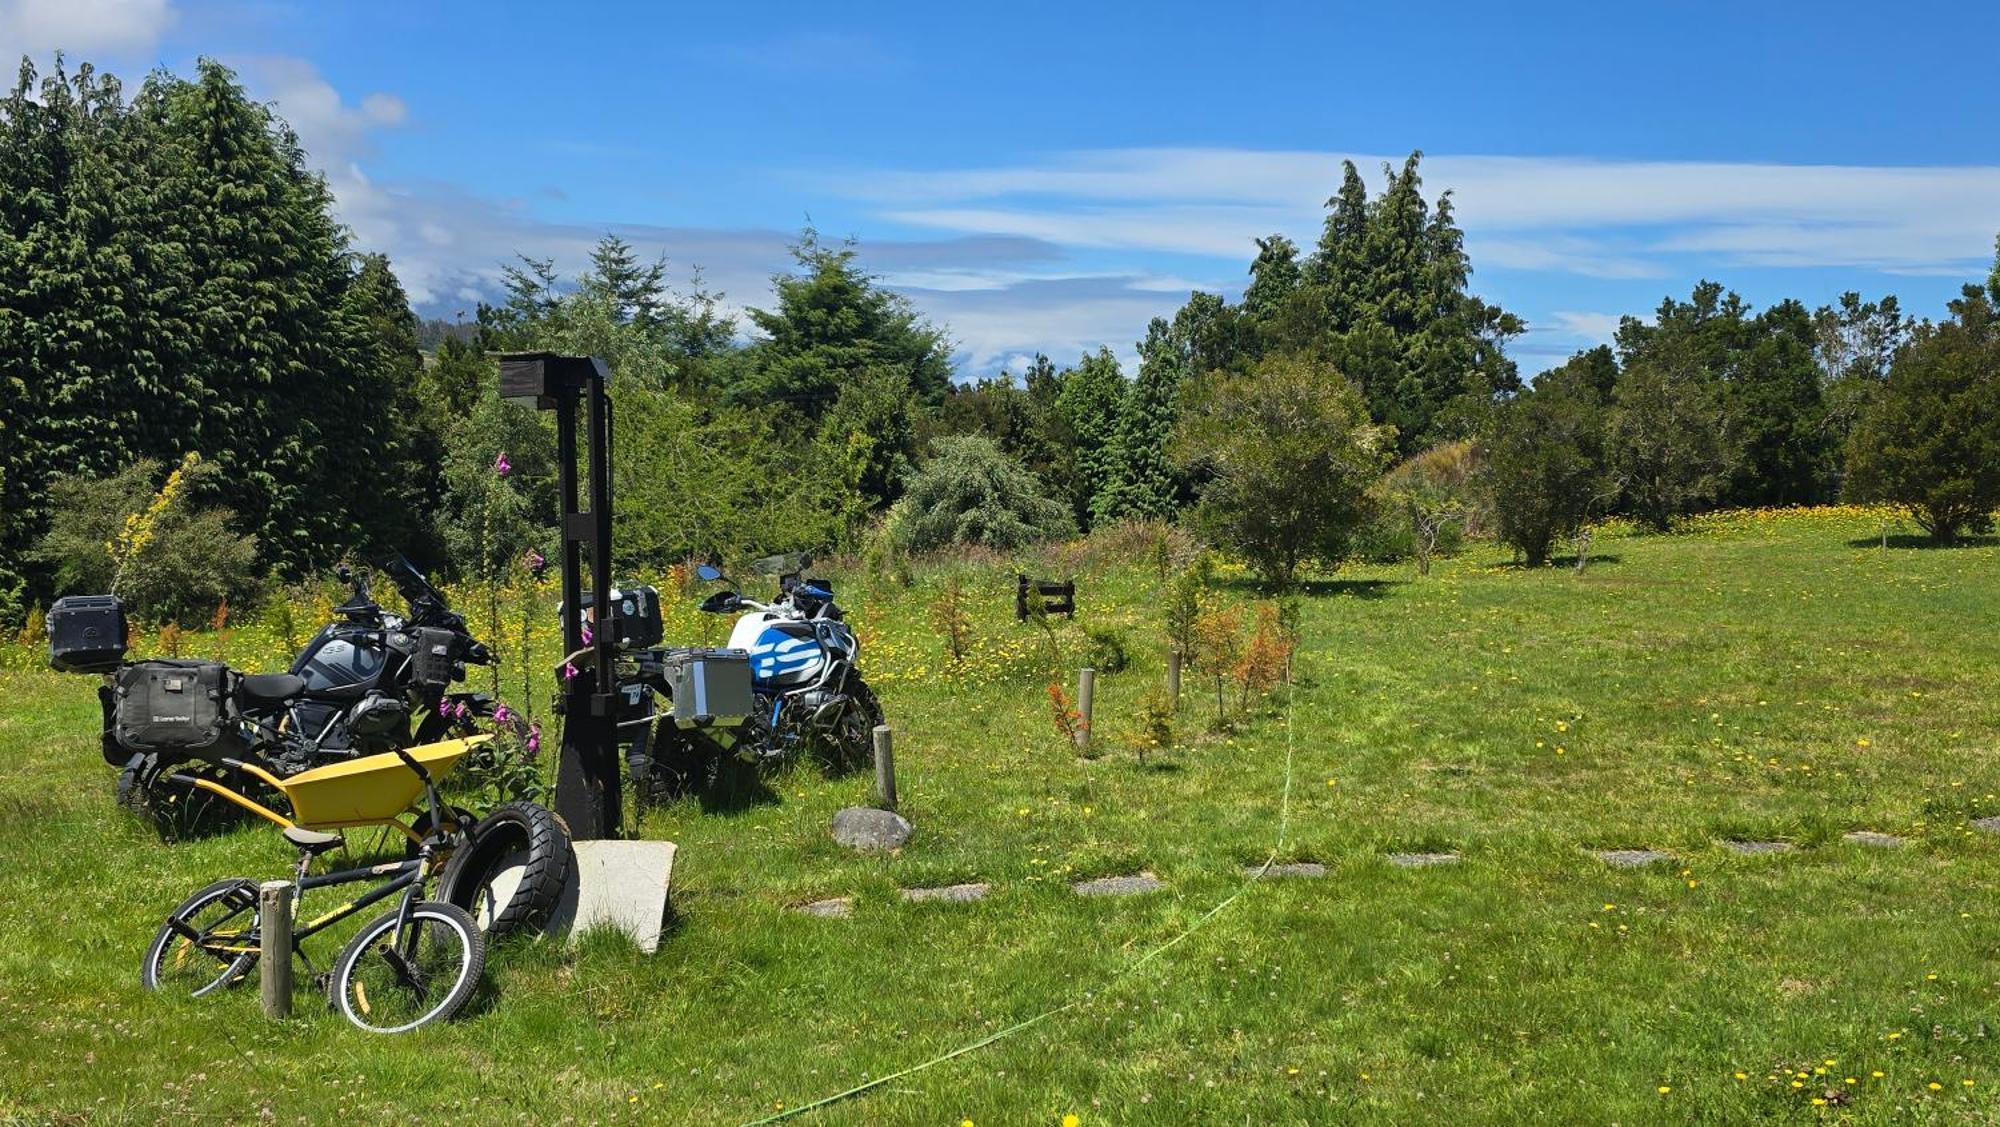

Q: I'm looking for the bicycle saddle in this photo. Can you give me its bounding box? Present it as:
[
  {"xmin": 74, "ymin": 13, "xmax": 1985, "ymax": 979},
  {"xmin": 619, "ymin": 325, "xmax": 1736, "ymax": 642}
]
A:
[
  {"xmin": 237, "ymin": 673, "xmax": 307, "ymax": 709},
  {"xmin": 282, "ymin": 826, "xmax": 344, "ymax": 853}
]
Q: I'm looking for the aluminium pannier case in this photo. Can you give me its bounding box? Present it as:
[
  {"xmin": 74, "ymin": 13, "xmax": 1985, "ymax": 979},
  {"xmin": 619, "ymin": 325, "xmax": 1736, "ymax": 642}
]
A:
[
  {"xmin": 113, "ymin": 660, "xmax": 236, "ymax": 754},
  {"xmin": 47, "ymin": 594, "xmax": 128, "ymax": 673},
  {"xmin": 661, "ymin": 648, "xmax": 753, "ymax": 728}
]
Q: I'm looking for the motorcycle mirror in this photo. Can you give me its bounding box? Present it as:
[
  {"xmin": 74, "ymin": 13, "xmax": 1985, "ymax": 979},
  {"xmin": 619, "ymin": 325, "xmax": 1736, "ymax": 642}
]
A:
[
  {"xmin": 336, "ymin": 563, "xmax": 353, "ymax": 583},
  {"xmin": 695, "ymin": 564, "xmax": 723, "ymax": 582},
  {"xmin": 698, "ymin": 590, "xmax": 738, "ymax": 614}
]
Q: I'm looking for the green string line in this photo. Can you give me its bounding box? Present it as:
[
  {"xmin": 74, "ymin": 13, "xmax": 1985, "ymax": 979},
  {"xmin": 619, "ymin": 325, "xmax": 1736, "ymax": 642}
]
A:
[{"xmin": 741, "ymin": 662, "xmax": 1300, "ymax": 1127}]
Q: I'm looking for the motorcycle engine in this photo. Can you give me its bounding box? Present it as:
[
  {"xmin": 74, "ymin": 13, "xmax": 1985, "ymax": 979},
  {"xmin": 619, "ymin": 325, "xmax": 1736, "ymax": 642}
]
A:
[{"xmin": 794, "ymin": 689, "xmax": 849, "ymax": 728}]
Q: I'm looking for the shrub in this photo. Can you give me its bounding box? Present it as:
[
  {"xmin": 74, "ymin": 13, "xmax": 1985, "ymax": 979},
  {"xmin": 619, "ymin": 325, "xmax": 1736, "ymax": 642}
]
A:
[
  {"xmin": 1082, "ymin": 625, "xmax": 1130, "ymax": 674},
  {"xmin": 1123, "ymin": 686, "xmax": 1175, "ymax": 767},
  {"xmin": 929, "ymin": 574, "xmax": 973, "ymax": 667},
  {"xmin": 34, "ymin": 454, "xmax": 261, "ymax": 623},
  {"xmin": 1190, "ymin": 605, "xmax": 1244, "ymax": 726},
  {"xmin": 1163, "ymin": 552, "xmax": 1213, "ymax": 665},
  {"xmin": 1377, "ymin": 441, "xmax": 1483, "ymax": 576},
  {"xmin": 1844, "ymin": 286, "xmax": 2000, "ymax": 544},
  {"xmin": 1174, "ymin": 354, "xmax": 1393, "ymax": 588},
  {"xmin": 891, "ymin": 436, "xmax": 1077, "ymax": 553},
  {"xmin": 1483, "ymin": 377, "xmax": 1611, "ymax": 566},
  {"xmin": 1047, "ymin": 679, "xmax": 1087, "ymax": 755},
  {"xmin": 1233, "ymin": 603, "xmax": 1295, "ymax": 710}
]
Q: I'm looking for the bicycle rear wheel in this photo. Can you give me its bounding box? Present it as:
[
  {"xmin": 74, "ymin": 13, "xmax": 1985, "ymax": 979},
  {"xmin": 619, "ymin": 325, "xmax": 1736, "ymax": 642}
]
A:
[
  {"xmin": 329, "ymin": 901, "xmax": 483, "ymax": 1033},
  {"xmin": 141, "ymin": 878, "xmax": 260, "ymax": 997}
]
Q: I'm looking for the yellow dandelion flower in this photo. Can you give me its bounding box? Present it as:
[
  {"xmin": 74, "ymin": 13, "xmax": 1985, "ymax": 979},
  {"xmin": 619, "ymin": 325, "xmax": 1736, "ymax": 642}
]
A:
[
  {"xmin": 1656, "ymin": 1085, "xmax": 1671, "ymax": 1095},
  {"xmin": 1063, "ymin": 1117, "xmax": 1081, "ymax": 1127},
  {"xmin": 1871, "ymin": 1071, "xmax": 1885, "ymax": 1078},
  {"xmin": 1734, "ymin": 1072, "xmax": 1747, "ymax": 1081},
  {"xmin": 1929, "ymin": 1081, "xmax": 1943, "ymax": 1091}
]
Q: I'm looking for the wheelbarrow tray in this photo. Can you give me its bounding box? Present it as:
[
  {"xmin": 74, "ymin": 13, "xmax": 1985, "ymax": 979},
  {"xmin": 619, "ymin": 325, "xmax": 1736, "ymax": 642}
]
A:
[{"xmin": 274, "ymin": 736, "xmax": 488, "ymax": 828}]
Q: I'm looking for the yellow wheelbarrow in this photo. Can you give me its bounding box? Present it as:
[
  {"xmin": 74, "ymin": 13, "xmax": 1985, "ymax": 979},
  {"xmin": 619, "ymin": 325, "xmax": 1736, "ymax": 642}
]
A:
[{"xmin": 169, "ymin": 735, "xmax": 491, "ymax": 846}]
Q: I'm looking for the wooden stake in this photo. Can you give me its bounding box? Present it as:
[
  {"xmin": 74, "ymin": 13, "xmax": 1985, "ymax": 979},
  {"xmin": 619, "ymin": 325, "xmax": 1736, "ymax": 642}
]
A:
[
  {"xmin": 1166, "ymin": 649, "xmax": 1182, "ymax": 713},
  {"xmin": 258, "ymin": 880, "xmax": 293, "ymax": 1019},
  {"xmin": 1075, "ymin": 667, "xmax": 1096, "ymax": 752},
  {"xmin": 872, "ymin": 724, "xmax": 897, "ymax": 811}
]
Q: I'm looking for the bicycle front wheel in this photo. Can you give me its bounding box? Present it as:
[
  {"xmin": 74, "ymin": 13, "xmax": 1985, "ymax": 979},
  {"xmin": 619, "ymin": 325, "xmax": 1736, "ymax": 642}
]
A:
[
  {"xmin": 141, "ymin": 878, "xmax": 260, "ymax": 998},
  {"xmin": 329, "ymin": 901, "xmax": 484, "ymax": 1033}
]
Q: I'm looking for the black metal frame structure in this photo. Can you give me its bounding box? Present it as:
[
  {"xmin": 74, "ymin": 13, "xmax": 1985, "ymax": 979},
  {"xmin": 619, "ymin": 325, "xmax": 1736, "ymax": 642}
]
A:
[{"xmin": 498, "ymin": 352, "xmax": 623, "ymax": 839}]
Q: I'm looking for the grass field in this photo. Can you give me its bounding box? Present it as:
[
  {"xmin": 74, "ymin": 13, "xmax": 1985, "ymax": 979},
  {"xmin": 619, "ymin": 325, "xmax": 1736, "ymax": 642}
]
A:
[{"xmin": 4, "ymin": 508, "xmax": 2000, "ymax": 1124}]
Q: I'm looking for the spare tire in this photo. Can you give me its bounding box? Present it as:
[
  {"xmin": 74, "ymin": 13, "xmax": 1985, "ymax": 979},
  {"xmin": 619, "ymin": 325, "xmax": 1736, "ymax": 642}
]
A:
[{"xmin": 437, "ymin": 800, "xmax": 572, "ymax": 938}]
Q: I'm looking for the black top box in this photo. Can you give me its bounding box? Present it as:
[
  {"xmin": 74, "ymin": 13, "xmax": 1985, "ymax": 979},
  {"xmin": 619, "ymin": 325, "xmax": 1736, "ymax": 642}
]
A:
[{"xmin": 48, "ymin": 594, "xmax": 128, "ymax": 673}]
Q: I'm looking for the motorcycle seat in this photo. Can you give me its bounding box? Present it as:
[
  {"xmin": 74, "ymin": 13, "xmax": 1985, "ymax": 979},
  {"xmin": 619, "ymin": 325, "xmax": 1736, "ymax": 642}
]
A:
[{"xmin": 237, "ymin": 673, "xmax": 307, "ymax": 709}]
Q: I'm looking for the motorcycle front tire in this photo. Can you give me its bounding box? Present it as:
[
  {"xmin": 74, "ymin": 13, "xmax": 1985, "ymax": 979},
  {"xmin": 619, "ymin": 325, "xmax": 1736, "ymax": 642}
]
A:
[{"xmin": 817, "ymin": 678, "xmax": 885, "ymax": 776}]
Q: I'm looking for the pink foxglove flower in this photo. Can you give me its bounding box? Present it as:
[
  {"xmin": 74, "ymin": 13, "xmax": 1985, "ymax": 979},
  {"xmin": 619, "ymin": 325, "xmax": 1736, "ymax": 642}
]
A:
[
  {"xmin": 562, "ymin": 662, "xmax": 579, "ymax": 681},
  {"xmin": 493, "ymin": 451, "xmax": 512, "ymax": 477},
  {"xmin": 492, "ymin": 703, "xmax": 513, "ymax": 727},
  {"xmin": 581, "ymin": 623, "xmax": 594, "ymax": 646},
  {"xmin": 437, "ymin": 698, "xmax": 452, "ymax": 718},
  {"xmin": 526, "ymin": 723, "xmax": 542, "ymax": 755}
]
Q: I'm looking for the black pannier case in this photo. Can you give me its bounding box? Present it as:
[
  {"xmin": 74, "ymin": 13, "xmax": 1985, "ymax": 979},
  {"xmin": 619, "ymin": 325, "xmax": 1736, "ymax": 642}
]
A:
[
  {"xmin": 565, "ymin": 586, "xmax": 664, "ymax": 651},
  {"xmin": 411, "ymin": 627, "xmax": 459, "ymax": 690},
  {"xmin": 113, "ymin": 660, "xmax": 236, "ymax": 754},
  {"xmin": 47, "ymin": 594, "xmax": 128, "ymax": 673}
]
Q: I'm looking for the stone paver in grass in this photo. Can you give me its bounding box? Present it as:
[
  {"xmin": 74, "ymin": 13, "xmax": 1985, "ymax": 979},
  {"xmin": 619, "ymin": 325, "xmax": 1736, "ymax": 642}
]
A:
[
  {"xmin": 1971, "ymin": 816, "xmax": 2000, "ymax": 834},
  {"xmin": 796, "ymin": 897, "xmax": 854, "ymax": 918},
  {"xmin": 1073, "ymin": 872, "xmax": 1164, "ymax": 897},
  {"xmin": 1723, "ymin": 840, "xmax": 1795, "ymax": 855},
  {"xmin": 1249, "ymin": 862, "xmax": 1328, "ymax": 879},
  {"xmin": 1594, "ymin": 849, "xmax": 1672, "ymax": 867},
  {"xmin": 1387, "ymin": 852, "xmax": 1461, "ymax": 868},
  {"xmin": 1844, "ymin": 831, "xmax": 1906, "ymax": 848},
  {"xmin": 899, "ymin": 882, "xmax": 991, "ymax": 903}
]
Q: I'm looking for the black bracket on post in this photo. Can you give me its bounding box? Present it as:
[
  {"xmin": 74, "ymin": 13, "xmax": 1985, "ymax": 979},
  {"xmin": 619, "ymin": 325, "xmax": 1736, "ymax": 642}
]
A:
[{"xmin": 498, "ymin": 352, "xmax": 622, "ymax": 839}]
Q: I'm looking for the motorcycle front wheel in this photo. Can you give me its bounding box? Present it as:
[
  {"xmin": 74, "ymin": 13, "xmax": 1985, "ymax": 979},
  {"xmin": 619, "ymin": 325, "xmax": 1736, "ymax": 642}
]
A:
[{"xmin": 816, "ymin": 678, "xmax": 884, "ymax": 776}]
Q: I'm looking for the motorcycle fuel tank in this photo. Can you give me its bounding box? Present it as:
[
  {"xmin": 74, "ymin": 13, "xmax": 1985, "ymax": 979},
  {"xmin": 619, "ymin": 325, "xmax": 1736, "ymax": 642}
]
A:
[{"xmin": 728, "ymin": 613, "xmax": 826, "ymax": 689}]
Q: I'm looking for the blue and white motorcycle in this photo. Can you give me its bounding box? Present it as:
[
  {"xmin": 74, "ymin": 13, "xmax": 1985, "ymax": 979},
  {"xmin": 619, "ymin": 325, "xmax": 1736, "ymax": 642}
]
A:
[{"xmin": 628, "ymin": 552, "xmax": 883, "ymax": 805}]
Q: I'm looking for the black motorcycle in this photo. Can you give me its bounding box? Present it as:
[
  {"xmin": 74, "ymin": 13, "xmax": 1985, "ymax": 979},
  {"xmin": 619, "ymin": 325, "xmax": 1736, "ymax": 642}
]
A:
[{"xmin": 108, "ymin": 556, "xmax": 495, "ymax": 819}]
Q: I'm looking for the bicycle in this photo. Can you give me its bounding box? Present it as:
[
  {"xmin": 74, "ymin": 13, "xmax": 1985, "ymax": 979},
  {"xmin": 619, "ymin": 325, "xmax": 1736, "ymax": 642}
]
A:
[{"xmin": 141, "ymin": 735, "xmax": 491, "ymax": 1033}]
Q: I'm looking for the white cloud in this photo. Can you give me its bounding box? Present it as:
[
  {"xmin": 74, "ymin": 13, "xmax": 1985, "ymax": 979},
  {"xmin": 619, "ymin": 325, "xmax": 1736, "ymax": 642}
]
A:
[
  {"xmin": 839, "ymin": 148, "xmax": 2000, "ymax": 278},
  {"xmin": 1547, "ymin": 311, "xmax": 1623, "ymax": 344},
  {"xmin": 0, "ymin": 0, "xmax": 174, "ymax": 57}
]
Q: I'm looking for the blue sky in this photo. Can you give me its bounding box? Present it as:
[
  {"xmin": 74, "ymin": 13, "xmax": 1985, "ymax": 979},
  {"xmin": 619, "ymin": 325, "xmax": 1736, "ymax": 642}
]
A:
[{"xmin": 5, "ymin": 0, "xmax": 1998, "ymax": 377}]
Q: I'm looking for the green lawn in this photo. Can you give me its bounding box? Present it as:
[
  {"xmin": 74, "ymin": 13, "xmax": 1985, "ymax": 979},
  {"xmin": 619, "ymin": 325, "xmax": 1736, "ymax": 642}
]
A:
[{"xmin": 4, "ymin": 509, "xmax": 2000, "ymax": 1124}]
